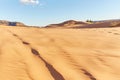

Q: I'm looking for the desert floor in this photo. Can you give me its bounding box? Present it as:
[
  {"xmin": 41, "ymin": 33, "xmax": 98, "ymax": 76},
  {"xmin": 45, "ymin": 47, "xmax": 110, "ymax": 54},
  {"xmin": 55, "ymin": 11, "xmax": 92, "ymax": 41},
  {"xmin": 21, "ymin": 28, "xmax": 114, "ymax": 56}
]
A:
[{"xmin": 0, "ymin": 26, "xmax": 120, "ymax": 80}]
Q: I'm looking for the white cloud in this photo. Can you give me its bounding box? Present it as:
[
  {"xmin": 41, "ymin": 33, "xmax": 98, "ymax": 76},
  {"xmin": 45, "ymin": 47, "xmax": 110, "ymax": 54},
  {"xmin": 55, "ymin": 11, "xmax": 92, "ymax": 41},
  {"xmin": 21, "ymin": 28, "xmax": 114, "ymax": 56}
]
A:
[{"xmin": 20, "ymin": 0, "xmax": 39, "ymax": 5}]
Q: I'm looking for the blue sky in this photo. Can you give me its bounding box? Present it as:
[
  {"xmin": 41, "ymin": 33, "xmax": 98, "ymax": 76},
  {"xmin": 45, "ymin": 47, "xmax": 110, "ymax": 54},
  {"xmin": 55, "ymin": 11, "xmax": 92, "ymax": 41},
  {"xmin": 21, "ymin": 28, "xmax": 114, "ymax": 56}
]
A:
[{"xmin": 0, "ymin": 0, "xmax": 120, "ymax": 26}]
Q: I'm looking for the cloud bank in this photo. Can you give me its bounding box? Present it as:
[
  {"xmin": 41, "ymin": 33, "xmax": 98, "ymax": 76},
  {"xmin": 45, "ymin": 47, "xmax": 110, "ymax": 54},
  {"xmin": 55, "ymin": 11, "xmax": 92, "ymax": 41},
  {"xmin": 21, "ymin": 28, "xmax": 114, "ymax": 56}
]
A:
[{"xmin": 20, "ymin": 0, "xmax": 39, "ymax": 5}]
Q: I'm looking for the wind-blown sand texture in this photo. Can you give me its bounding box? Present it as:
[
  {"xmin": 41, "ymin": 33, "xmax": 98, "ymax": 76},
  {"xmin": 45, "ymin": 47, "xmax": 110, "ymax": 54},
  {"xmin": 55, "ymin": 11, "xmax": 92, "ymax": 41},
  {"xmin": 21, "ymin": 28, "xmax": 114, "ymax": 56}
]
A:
[{"xmin": 0, "ymin": 26, "xmax": 120, "ymax": 80}]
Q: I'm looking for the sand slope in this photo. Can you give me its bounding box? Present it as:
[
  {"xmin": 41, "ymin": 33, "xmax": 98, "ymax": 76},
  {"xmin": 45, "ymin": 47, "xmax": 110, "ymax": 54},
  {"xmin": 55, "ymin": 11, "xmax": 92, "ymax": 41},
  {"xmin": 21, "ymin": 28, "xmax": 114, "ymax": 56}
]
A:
[{"xmin": 0, "ymin": 26, "xmax": 120, "ymax": 80}]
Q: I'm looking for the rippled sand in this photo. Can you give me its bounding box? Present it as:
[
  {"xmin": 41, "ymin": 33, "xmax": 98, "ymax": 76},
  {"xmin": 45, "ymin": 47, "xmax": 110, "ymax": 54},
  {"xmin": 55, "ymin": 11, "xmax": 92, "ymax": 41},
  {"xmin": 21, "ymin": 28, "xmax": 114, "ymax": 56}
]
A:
[{"xmin": 0, "ymin": 26, "xmax": 120, "ymax": 80}]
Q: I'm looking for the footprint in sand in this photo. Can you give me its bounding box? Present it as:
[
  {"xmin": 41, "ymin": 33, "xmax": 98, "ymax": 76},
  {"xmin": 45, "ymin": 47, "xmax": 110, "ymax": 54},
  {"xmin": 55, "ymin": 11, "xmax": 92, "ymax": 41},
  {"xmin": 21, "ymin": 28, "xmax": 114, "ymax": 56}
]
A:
[
  {"xmin": 108, "ymin": 32, "xmax": 112, "ymax": 33},
  {"xmin": 114, "ymin": 33, "xmax": 120, "ymax": 35}
]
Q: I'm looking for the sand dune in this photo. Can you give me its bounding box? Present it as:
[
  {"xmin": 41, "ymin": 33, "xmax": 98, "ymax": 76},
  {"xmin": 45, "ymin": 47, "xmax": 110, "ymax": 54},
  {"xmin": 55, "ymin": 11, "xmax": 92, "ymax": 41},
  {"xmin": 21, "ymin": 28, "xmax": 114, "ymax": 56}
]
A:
[{"xmin": 0, "ymin": 26, "xmax": 120, "ymax": 80}]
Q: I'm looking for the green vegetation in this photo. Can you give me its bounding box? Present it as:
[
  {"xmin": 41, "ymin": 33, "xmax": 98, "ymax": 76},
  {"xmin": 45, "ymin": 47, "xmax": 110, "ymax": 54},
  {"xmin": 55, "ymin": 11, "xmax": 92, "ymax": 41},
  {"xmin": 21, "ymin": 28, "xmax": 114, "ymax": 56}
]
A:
[{"xmin": 86, "ymin": 19, "xmax": 93, "ymax": 23}]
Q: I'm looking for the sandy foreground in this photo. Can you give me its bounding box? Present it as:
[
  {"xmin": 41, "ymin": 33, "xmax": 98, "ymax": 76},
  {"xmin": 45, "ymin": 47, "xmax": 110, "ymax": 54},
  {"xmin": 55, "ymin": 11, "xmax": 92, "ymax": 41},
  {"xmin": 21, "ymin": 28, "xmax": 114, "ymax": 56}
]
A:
[{"xmin": 0, "ymin": 26, "xmax": 120, "ymax": 80}]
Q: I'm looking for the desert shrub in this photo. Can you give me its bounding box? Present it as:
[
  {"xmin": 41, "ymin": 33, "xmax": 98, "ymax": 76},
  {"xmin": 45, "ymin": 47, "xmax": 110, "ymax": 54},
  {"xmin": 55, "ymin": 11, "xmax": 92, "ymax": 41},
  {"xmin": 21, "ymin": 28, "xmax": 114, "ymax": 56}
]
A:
[{"xmin": 86, "ymin": 19, "xmax": 93, "ymax": 23}]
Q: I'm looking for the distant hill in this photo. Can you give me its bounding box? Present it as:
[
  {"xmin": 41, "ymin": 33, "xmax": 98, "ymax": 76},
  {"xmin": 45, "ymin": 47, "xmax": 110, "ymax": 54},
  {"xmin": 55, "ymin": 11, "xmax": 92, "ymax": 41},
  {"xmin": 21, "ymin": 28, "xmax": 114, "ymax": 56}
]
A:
[
  {"xmin": 45, "ymin": 20, "xmax": 89, "ymax": 28},
  {"xmin": 1, "ymin": 19, "xmax": 120, "ymax": 28},
  {"xmin": 0, "ymin": 20, "xmax": 27, "ymax": 27},
  {"xmin": 45, "ymin": 19, "xmax": 120, "ymax": 28}
]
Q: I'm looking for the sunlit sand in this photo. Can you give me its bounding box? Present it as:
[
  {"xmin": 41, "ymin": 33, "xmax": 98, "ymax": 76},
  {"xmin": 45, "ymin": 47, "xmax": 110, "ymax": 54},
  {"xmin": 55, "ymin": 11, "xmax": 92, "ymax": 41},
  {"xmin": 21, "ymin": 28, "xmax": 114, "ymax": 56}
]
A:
[{"xmin": 0, "ymin": 26, "xmax": 120, "ymax": 80}]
